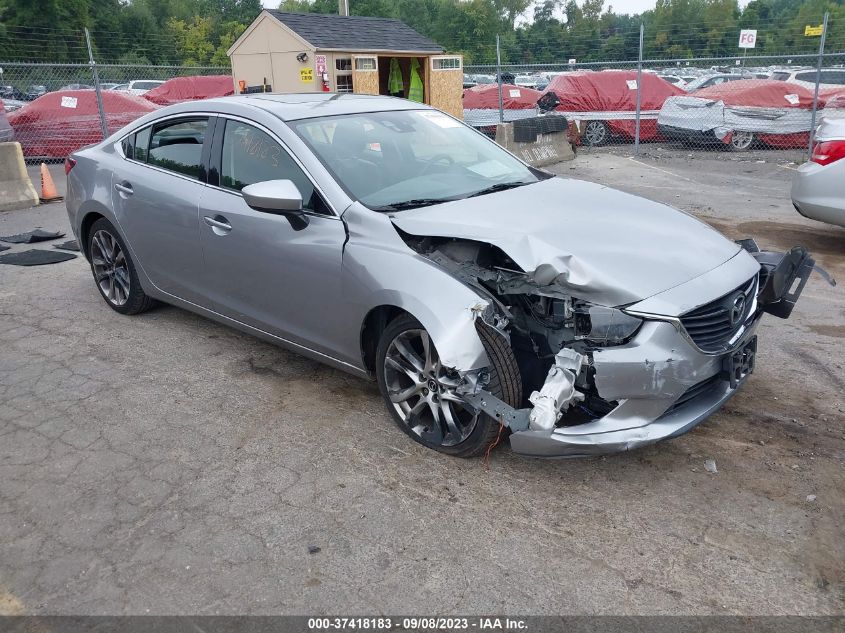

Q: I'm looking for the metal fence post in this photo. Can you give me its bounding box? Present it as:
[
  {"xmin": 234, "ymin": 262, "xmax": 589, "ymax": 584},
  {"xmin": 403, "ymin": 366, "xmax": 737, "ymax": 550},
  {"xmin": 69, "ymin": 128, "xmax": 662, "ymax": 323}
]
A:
[
  {"xmin": 496, "ymin": 34, "xmax": 504, "ymax": 124},
  {"xmin": 808, "ymin": 12, "xmax": 829, "ymax": 159},
  {"xmin": 634, "ymin": 23, "xmax": 644, "ymax": 155},
  {"xmin": 84, "ymin": 28, "xmax": 109, "ymax": 141}
]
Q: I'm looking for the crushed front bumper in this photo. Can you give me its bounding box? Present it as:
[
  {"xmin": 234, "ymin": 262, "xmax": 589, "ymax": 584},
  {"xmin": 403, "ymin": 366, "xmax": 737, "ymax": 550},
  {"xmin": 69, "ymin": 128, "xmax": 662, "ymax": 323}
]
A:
[
  {"xmin": 461, "ymin": 245, "xmax": 828, "ymax": 458},
  {"xmin": 508, "ymin": 318, "xmax": 760, "ymax": 458}
]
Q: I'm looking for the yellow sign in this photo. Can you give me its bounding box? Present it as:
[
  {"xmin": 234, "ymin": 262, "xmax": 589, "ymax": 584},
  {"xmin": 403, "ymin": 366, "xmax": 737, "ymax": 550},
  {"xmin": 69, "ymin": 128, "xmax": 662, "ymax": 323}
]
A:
[
  {"xmin": 300, "ymin": 68, "xmax": 314, "ymax": 83},
  {"xmin": 805, "ymin": 25, "xmax": 824, "ymax": 36}
]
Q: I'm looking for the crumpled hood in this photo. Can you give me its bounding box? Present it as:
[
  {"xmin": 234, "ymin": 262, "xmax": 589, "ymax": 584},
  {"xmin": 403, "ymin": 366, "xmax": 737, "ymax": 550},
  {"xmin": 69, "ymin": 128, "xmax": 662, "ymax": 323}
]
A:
[{"xmin": 391, "ymin": 177, "xmax": 741, "ymax": 306}]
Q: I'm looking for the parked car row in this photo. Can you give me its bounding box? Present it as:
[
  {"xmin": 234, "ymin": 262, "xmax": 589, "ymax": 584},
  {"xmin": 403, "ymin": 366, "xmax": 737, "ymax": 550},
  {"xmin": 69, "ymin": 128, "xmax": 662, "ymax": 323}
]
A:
[
  {"xmin": 0, "ymin": 79, "xmax": 166, "ymax": 103},
  {"xmin": 463, "ymin": 68, "xmax": 845, "ymax": 150}
]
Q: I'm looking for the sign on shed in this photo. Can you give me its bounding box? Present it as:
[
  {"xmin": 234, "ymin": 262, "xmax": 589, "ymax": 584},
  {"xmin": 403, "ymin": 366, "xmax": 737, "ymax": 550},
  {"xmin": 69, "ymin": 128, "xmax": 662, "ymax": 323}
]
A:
[{"xmin": 738, "ymin": 29, "xmax": 757, "ymax": 48}]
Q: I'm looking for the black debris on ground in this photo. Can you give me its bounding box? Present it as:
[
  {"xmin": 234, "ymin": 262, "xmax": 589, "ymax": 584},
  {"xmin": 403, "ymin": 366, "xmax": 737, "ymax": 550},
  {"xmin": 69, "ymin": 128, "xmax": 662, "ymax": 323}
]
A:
[
  {"xmin": 0, "ymin": 250, "xmax": 77, "ymax": 266},
  {"xmin": 53, "ymin": 239, "xmax": 80, "ymax": 252},
  {"xmin": 307, "ymin": 545, "xmax": 321, "ymax": 555},
  {"xmin": 0, "ymin": 244, "xmax": 8, "ymax": 252},
  {"xmin": 0, "ymin": 229, "xmax": 65, "ymax": 244}
]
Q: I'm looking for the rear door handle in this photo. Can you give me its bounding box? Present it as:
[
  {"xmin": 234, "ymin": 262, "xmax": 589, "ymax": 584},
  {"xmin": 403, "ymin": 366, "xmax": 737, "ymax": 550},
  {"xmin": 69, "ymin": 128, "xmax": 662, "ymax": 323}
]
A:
[
  {"xmin": 203, "ymin": 215, "xmax": 232, "ymax": 233},
  {"xmin": 114, "ymin": 181, "xmax": 133, "ymax": 195}
]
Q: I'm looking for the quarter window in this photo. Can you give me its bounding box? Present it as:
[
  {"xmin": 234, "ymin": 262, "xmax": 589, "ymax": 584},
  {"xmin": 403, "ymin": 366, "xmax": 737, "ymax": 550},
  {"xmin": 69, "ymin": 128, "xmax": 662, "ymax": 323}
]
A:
[
  {"xmin": 121, "ymin": 134, "xmax": 134, "ymax": 159},
  {"xmin": 147, "ymin": 118, "xmax": 208, "ymax": 180},
  {"xmin": 220, "ymin": 120, "xmax": 327, "ymax": 214},
  {"xmin": 134, "ymin": 126, "xmax": 151, "ymax": 162}
]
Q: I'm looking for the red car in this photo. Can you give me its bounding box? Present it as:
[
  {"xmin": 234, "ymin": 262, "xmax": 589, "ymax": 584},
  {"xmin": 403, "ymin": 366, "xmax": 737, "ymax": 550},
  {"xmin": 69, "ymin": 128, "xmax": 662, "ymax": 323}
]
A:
[
  {"xmin": 8, "ymin": 90, "xmax": 158, "ymax": 158},
  {"xmin": 541, "ymin": 70, "xmax": 684, "ymax": 145}
]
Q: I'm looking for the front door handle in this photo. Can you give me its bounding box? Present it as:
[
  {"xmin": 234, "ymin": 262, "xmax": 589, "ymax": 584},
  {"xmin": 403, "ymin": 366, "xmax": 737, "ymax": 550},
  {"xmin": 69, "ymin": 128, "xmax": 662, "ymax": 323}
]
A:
[
  {"xmin": 203, "ymin": 215, "xmax": 232, "ymax": 234},
  {"xmin": 114, "ymin": 181, "xmax": 133, "ymax": 195}
]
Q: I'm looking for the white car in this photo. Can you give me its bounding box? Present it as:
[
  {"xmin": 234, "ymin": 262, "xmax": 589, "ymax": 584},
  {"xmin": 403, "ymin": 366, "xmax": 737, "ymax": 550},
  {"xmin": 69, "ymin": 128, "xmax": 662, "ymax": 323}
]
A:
[
  {"xmin": 113, "ymin": 80, "xmax": 165, "ymax": 96},
  {"xmin": 659, "ymin": 75, "xmax": 688, "ymax": 90},
  {"xmin": 771, "ymin": 68, "xmax": 845, "ymax": 91}
]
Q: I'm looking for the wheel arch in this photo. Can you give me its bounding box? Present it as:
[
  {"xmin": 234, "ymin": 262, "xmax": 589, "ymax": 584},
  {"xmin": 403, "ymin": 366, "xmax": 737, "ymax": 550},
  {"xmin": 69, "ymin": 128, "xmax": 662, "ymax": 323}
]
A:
[
  {"xmin": 78, "ymin": 208, "xmax": 107, "ymax": 260},
  {"xmin": 360, "ymin": 305, "xmax": 411, "ymax": 377},
  {"xmin": 351, "ymin": 284, "xmax": 491, "ymax": 377}
]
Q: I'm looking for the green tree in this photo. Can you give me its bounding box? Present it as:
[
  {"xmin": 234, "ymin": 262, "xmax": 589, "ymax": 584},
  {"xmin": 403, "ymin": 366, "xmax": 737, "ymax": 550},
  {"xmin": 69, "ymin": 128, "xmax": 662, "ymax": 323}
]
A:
[{"xmin": 169, "ymin": 15, "xmax": 215, "ymax": 65}]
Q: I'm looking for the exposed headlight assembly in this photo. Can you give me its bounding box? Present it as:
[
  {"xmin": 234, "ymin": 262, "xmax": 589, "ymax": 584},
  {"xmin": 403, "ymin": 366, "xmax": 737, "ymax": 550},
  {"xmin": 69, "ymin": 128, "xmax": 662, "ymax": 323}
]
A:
[{"xmin": 572, "ymin": 301, "xmax": 642, "ymax": 346}]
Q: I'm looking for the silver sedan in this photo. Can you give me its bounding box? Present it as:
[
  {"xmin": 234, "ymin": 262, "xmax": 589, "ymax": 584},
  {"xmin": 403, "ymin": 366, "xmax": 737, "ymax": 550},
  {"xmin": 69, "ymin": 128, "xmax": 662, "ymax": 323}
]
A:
[
  {"xmin": 792, "ymin": 116, "xmax": 845, "ymax": 228},
  {"xmin": 66, "ymin": 93, "xmax": 823, "ymax": 458}
]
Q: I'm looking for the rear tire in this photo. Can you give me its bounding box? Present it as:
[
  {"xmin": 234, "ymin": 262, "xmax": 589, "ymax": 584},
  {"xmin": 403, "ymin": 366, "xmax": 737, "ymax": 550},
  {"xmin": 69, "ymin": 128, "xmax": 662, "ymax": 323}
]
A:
[
  {"xmin": 87, "ymin": 218, "xmax": 155, "ymax": 315},
  {"xmin": 376, "ymin": 315, "xmax": 522, "ymax": 458}
]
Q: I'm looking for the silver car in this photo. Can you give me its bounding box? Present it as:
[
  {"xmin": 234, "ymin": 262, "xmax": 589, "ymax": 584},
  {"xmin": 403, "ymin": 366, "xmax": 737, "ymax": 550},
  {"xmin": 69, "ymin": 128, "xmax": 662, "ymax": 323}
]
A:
[
  {"xmin": 792, "ymin": 116, "xmax": 845, "ymax": 228},
  {"xmin": 66, "ymin": 94, "xmax": 823, "ymax": 458}
]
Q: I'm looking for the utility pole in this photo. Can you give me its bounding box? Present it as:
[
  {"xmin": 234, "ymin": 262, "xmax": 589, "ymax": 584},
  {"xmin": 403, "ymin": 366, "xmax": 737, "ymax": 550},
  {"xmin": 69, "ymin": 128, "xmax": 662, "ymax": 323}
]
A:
[
  {"xmin": 85, "ymin": 28, "xmax": 109, "ymax": 140},
  {"xmin": 496, "ymin": 34, "xmax": 504, "ymax": 124},
  {"xmin": 808, "ymin": 12, "xmax": 829, "ymax": 158},
  {"xmin": 634, "ymin": 23, "xmax": 644, "ymax": 155}
]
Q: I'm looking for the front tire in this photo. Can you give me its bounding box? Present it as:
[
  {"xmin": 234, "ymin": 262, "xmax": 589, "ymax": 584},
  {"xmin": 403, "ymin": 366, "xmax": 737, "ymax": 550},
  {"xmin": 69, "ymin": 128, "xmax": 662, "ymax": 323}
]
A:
[
  {"xmin": 376, "ymin": 315, "xmax": 522, "ymax": 458},
  {"xmin": 87, "ymin": 218, "xmax": 155, "ymax": 315}
]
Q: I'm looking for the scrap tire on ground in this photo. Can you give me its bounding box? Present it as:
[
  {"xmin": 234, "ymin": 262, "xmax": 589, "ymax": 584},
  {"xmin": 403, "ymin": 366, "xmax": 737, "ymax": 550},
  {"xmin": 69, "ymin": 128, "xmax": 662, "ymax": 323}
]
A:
[{"xmin": 376, "ymin": 314, "xmax": 522, "ymax": 458}]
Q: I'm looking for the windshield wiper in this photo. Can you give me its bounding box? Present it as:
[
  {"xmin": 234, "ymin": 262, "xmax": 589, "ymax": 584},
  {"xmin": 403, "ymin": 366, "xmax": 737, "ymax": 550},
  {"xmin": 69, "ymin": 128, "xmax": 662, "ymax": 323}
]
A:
[
  {"xmin": 466, "ymin": 180, "xmax": 532, "ymax": 198},
  {"xmin": 371, "ymin": 198, "xmax": 454, "ymax": 211}
]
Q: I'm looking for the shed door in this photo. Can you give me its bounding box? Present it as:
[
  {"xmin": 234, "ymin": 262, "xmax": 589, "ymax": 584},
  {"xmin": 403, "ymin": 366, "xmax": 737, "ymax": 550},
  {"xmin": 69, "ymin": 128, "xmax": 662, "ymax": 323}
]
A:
[
  {"xmin": 429, "ymin": 55, "xmax": 464, "ymax": 119},
  {"xmin": 352, "ymin": 56, "xmax": 379, "ymax": 95}
]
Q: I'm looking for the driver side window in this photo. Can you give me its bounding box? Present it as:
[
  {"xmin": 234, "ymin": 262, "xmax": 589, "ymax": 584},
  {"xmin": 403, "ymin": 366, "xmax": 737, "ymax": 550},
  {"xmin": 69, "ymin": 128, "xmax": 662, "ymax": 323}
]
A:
[{"xmin": 220, "ymin": 120, "xmax": 329, "ymax": 214}]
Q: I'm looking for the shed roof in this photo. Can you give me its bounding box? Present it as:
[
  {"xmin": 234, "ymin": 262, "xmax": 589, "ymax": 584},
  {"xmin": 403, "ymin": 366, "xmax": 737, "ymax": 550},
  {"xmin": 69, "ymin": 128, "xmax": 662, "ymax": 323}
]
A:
[{"xmin": 266, "ymin": 10, "xmax": 444, "ymax": 53}]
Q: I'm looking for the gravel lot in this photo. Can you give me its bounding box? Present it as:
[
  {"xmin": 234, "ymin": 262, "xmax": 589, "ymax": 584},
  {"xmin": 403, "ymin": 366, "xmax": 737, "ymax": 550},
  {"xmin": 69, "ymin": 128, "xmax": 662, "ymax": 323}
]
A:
[{"xmin": 0, "ymin": 150, "xmax": 843, "ymax": 616}]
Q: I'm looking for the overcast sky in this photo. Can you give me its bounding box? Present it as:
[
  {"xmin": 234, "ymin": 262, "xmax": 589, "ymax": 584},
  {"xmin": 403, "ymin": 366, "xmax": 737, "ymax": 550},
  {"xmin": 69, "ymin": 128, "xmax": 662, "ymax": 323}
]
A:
[{"xmin": 261, "ymin": 0, "xmax": 752, "ymax": 17}]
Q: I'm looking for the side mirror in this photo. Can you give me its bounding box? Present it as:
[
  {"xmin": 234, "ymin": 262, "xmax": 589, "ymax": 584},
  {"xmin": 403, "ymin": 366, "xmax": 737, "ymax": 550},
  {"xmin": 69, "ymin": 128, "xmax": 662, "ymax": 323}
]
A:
[{"xmin": 242, "ymin": 179, "xmax": 310, "ymax": 231}]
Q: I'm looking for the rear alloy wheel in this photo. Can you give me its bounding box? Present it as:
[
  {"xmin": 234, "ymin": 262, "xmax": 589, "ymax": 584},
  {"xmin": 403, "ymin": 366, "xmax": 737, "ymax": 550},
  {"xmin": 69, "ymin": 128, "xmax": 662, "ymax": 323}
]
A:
[
  {"xmin": 730, "ymin": 130, "xmax": 754, "ymax": 151},
  {"xmin": 583, "ymin": 120, "xmax": 609, "ymax": 146},
  {"xmin": 88, "ymin": 218, "xmax": 155, "ymax": 315},
  {"xmin": 376, "ymin": 315, "xmax": 522, "ymax": 458}
]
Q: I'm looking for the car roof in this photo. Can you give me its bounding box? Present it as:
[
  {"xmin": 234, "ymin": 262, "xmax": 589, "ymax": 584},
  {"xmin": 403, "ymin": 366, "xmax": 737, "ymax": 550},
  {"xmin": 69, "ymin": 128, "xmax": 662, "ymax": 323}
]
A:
[{"xmin": 171, "ymin": 92, "xmax": 430, "ymax": 121}]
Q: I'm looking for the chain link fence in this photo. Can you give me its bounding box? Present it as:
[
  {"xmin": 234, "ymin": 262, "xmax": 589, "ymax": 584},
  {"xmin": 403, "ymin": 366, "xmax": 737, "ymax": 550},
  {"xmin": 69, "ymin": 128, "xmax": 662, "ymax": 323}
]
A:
[
  {"xmin": 3, "ymin": 13, "xmax": 844, "ymax": 164},
  {"xmin": 463, "ymin": 14, "xmax": 844, "ymax": 163},
  {"xmin": 1, "ymin": 62, "xmax": 229, "ymax": 160}
]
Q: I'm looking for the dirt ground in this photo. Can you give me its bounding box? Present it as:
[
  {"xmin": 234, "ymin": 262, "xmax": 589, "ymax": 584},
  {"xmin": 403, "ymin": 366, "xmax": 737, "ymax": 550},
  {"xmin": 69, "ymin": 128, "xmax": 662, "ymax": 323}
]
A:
[{"xmin": 0, "ymin": 151, "xmax": 843, "ymax": 616}]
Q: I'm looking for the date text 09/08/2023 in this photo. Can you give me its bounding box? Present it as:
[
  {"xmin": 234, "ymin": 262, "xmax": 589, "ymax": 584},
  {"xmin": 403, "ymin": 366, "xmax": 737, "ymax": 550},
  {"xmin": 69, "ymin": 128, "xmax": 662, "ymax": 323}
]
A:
[{"xmin": 307, "ymin": 617, "xmax": 528, "ymax": 631}]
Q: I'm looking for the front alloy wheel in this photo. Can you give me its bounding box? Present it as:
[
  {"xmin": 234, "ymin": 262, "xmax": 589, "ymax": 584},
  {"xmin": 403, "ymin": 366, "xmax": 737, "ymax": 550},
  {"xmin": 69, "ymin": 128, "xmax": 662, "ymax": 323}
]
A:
[
  {"xmin": 375, "ymin": 315, "xmax": 522, "ymax": 458},
  {"xmin": 383, "ymin": 328, "xmax": 477, "ymax": 447}
]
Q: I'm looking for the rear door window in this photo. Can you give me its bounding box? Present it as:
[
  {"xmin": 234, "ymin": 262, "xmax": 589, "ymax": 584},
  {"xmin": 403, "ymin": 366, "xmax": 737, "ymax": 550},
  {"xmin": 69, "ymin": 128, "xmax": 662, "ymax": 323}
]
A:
[{"xmin": 148, "ymin": 118, "xmax": 208, "ymax": 180}]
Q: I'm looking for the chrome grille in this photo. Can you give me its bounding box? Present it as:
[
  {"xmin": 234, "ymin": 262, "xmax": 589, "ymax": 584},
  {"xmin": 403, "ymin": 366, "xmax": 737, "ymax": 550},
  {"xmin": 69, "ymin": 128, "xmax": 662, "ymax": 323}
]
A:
[{"xmin": 680, "ymin": 275, "xmax": 758, "ymax": 353}]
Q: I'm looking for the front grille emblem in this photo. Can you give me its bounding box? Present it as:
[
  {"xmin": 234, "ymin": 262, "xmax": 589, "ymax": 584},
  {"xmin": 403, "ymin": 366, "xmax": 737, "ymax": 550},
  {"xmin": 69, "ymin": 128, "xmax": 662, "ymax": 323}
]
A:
[{"xmin": 730, "ymin": 292, "xmax": 747, "ymax": 326}]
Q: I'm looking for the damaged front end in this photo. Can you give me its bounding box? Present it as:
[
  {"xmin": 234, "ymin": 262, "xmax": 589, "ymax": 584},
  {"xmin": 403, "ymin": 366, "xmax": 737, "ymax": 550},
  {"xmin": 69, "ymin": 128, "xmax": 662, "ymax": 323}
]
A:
[{"xmin": 401, "ymin": 233, "xmax": 834, "ymax": 457}]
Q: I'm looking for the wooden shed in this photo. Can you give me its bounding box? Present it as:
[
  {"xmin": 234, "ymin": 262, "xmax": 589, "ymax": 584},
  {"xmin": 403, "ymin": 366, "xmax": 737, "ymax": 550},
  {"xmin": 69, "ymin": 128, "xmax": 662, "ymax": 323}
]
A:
[{"xmin": 227, "ymin": 10, "xmax": 464, "ymax": 119}]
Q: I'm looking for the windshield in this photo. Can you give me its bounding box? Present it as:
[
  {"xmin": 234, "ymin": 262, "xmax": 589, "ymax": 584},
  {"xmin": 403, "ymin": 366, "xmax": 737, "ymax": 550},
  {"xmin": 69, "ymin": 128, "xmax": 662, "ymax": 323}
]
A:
[{"xmin": 290, "ymin": 109, "xmax": 544, "ymax": 210}]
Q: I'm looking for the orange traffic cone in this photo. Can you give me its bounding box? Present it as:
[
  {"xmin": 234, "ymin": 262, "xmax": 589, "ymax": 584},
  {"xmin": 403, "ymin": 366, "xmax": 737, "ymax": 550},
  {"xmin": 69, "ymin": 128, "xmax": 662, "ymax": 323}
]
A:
[{"xmin": 39, "ymin": 162, "xmax": 62, "ymax": 203}]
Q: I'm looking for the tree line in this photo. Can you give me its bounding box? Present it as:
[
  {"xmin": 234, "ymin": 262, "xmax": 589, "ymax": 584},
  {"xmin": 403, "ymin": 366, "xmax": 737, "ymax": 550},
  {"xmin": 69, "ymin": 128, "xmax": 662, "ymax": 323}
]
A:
[{"xmin": 0, "ymin": 0, "xmax": 842, "ymax": 66}]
